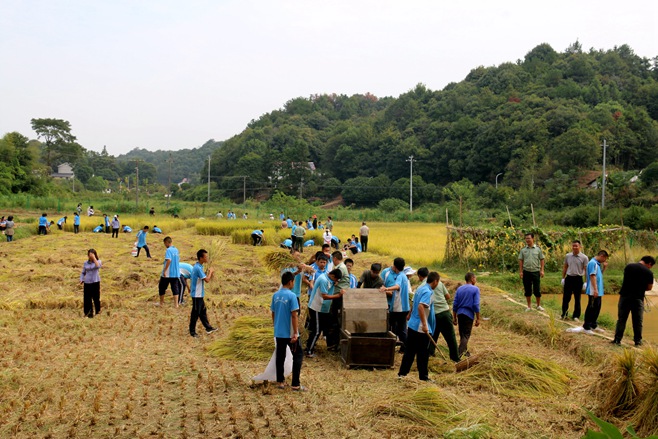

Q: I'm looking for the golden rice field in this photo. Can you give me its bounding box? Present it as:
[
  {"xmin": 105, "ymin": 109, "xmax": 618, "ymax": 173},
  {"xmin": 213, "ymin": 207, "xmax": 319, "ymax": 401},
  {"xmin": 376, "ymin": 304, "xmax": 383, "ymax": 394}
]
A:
[{"xmin": 0, "ymin": 212, "xmax": 651, "ymax": 438}]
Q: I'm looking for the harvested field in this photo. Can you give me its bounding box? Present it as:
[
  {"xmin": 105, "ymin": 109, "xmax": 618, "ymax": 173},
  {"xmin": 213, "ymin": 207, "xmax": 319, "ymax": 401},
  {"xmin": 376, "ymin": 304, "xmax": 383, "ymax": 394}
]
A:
[{"xmin": 0, "ymin": 223, "xmax": 654, "ymax": 437}]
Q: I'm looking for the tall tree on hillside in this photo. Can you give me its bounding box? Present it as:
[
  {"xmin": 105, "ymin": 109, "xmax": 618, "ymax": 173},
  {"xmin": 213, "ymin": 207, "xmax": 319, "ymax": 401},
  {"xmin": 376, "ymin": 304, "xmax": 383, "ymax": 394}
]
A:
[{"xmin": 30, "ymin": 118, "xmax": 78, "ymax": 168}]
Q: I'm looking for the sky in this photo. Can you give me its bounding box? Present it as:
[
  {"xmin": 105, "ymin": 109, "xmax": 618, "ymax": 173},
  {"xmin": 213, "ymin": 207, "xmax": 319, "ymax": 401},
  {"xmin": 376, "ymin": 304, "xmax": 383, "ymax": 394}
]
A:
[{"xmin": 1, "ymin": 0, "xmax": 656, "ymax": 156}]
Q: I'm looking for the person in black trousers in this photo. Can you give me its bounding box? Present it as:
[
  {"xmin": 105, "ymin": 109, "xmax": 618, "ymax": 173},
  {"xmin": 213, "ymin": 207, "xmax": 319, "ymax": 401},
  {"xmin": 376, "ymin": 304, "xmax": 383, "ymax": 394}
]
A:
[
  {"xmin": 561, "ymin": 240, "xmax": 589, "ymax": 321},
  {"xmin": 612, "ymin": 256, "xmax": 655, "ymax": 346}
]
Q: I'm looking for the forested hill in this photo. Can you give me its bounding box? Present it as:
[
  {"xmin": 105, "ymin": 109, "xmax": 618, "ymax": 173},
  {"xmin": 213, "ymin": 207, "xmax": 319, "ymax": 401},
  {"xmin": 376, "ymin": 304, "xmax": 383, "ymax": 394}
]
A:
[
  {"xmin": 117, "ymin": 139, "xmax": 223, "ymax": 185},
  {"xmin": 210, "ymin": 42, "xmax": 658, "ymax": 206}
]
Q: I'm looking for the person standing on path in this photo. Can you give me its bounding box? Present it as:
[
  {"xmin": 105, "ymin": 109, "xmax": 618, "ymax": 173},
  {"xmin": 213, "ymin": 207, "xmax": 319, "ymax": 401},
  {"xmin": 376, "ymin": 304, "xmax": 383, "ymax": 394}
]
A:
[
  {"xmin": 452, "ymin": 272, "xmax": 481, "ymax": 358},
  {"xmin": 359, "ymin": 222, "xmax": 369, "ymax": 252},
  {"xmin": 561, "ymin": 240, "xmax": 589, "ymax": 321},
  {"xmin": 518, "ymin": 232, "xmax": 545, "ymax": 312},
  {"xmin": 582, "ymin": 250, "xmax": 609, "ymax": 334},
  {"xmin": 159, "ymin": 236, "xmax": 181, "ymax": 307},
  {"xmin": 379, "ymin": 257, "xmax": 410, "ymax": 353},
  {"xmin": 612, "ymin": 256, "xmax": 655, "ymax": 346},
  {"xmin": 103, "ymin": 214, "xmax": 110, "ymax": 234},
  {"xmin": 79, "ymin": 249, "xmax": 102, "ymax": 318}
]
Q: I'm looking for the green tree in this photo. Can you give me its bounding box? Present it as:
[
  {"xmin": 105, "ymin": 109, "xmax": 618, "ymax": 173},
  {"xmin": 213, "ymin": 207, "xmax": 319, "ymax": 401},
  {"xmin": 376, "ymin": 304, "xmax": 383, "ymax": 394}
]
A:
[{"xmin": 30, "ymin": 118, "xmax": 78, "ymax": 168}]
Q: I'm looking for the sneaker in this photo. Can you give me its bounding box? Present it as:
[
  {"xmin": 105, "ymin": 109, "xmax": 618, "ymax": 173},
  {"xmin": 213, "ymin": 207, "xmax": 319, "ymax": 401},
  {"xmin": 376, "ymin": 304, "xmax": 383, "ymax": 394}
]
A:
[
  {"xmin": 566, "ymin": 327, "xmax": 584, "ymax": 333},
  {"xmin": 190, "ymin": 333, "xmax": 200, "ymax": 338},
  {"xmin": 635, "ymin": 341, "xmax": 643, "ymax": 347},
  {"xmin": 584, "ymin": 329, "xmax": 595, "ymax": 335},
  {"xmin": 206, "ymin": 327, "xmax": 218, "ymax": 334},
  {"xmin": 611, "ymin": 340, "xmax": 621, "ymax": 346},
  {"xmin": 305, "ymin": 352, "xmax": 316, "ymax": 358},
  {"xmin": 291, "ymin": 385, "xmax": 308, "ymax": 392},
  {"xmin": 421, "ymin": 378, "xmax": 436, "ymax": 384},
  {"xmin": 397, "ymin": 374, "xmax": 407, "ymax": 380},
  {"xmin": 536, "ymin": 306, "xmax": 545, "ymax": 311},
  {"xmin": 573, "ymin": 317, "xmax": 580, "ymax": 323},
  {"xmin": 525, "ymin": 307, "xmax": 532, "ymax": 312},
  {"xmin": 594, "ymin": 328, "xmax": 605, "ymax": 333}
]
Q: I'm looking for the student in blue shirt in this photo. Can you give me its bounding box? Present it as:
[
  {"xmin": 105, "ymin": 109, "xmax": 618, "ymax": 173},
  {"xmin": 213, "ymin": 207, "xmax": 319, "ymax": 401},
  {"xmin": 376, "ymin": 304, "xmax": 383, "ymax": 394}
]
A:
[
  {"xmin": 452, "ymin": 272, "xmax": 481, "ymax": 358},
  {"xmin": 271, "ymin": 271, "xmax": 305, "ymax": 391},
  {"xmin": 135, "ymin": 226, "xmax": 152, "ymax": 258},
  {"xmin": 279, "ymin": 212, "xmax": 285, "ymax": 221},
  {"xmin": 280, "ymin": 250, "xmax": 304, "ymax": 310},
  {"xmin": 93, "ymin": 224, "xmax": 104, "ymax": 233},
  {"xmin": 305, "ymin": 269, "xmax": 343, "ymax": 357},
  {"xmin": 582, "ymin": 250, "xmax": 609, "ymax": 333},
  {"xmin": 73, "ymin": 212, "xmax": 81, "ymax": 234},
  {"xmin": 178, "ymin": 262, "xmax": 193, "ymax": 305},
  {"xmin": 38, "ymin": 213, "xmax": 49, "ymax": 235},
  {"xmin": 57, "ymin": 216, "xmax": 67, "ymax": 230},
  {"xmin": 189, "ymin": 249, "xmax": 217, "ymax": 337},
  {"xmin": 380, "ymin": 257, "xmax": 410, "ymax": 352},
  {"xmin": 303, "ymin": 239, "xmax": 314, "ymax": 247},
  {"xmin": 103, "ymin": 214, "xmax": 110, "ymax": 233},
  {"xmin": 251, "ymin": 229, "xmax": 264, "ymax": 246},
  {"xmin": 152, "ymin": 225, "xmax": 163, "ymax": 234},
  {"xmin": 159, "ymin": 236, "xmax": 182, "ymax": 307},
  {"xmin": 280, "ymin": 238, "xmax": 293, "ymax": 249},
  {"xmin": 398, "ymin": 271, "xmax": 439, "ymax": 381},
  {"xmin": 286, "ymin": 217, "xmax": 294, "ymax": 228}
]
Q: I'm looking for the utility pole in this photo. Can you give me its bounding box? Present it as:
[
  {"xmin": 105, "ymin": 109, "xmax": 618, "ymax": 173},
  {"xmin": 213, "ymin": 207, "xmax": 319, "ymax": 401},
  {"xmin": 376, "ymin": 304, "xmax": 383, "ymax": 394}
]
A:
[
  {"xmin": 135, "ymin": 162, "xmax": 139, "ymax": 210},
  {"xmin": 406, "ymin": 155, "xmax": 416, "ymax": 212},
  {"xmin": 207, "ymin": 155, "xmax": 211, "ymax": 204},
  {"xmin": 167, "ymin": 153, "xmax": 172, "ymax": 208},
  {"xmin": 601, "ymin": 139, "xmax": 607, "ymax": 210},
  {"xmin": 495, "ymin": 172, "xmax": 503, "ymax": 189}
]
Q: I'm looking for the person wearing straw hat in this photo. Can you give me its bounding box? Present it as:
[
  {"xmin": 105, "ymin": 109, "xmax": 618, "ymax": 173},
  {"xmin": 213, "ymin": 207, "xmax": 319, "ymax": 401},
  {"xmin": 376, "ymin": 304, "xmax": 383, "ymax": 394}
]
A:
[
  {"xmin": 612, "ymin": 256, "xmax": 655, "ymax": 346},
  {"xmin": 398, "ymin": 271, "xmax": 438, "ymax": 381}
]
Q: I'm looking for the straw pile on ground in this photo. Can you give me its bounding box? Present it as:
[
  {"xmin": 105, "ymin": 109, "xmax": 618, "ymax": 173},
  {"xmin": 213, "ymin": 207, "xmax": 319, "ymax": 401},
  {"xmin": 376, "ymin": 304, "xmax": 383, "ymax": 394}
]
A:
[
  {"xmin": 452, "ymin": 351, "xmax": 575, "ymax": 399},
  {"xmin": 593, "ymin": 348, "xmax": 639, "ymax": 417},
  {"xmin": 207, "ymin": 316, "xmax": 274, "ymax": 361},
  {"xmin": 630, "ymin": 347, "xmax": 658, "ymax": 436},
  {"xmin": 373, "ymin": 386, "xmax": 463, "ymax": 429}
]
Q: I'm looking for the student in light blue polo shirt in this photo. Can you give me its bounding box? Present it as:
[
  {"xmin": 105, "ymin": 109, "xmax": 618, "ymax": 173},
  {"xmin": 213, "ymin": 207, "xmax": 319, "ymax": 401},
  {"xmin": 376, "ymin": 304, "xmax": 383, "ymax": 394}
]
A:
[
  {"xmin": 93, "ymin": 224, "xmax": 104, "ymax": 233},
  {"xmin": 582, "ymin": 250, "xmax": 609, "ymax": 333},
  {"xmin": 73, "ymin": 212, "xmax": 81, "ymax": 234},
  {"xmin": 103, "ymin": 214, "xmax": 110, "ymax": 233},
  {"xmin": 271, "ymin": 271, "xmax": 305, "ymax": 390},
  {"xmin": 280, "ymin": 238, "xmax": 293, "ymax": 250},
  {"xmin": 178, "ymin": 262, "xmax": 193, "ymax": 305},
  {"xmin": 453, "ymin": 272, "xmax": 481, "ymax": 357},
  {"xmin": 398, "ymin": 271, "xmax": 438, "ymax": 381},
  {"xmin": 159, "ymin": 236, "xmax": 182, "ymax": 307},
  {"xmin": 305, "ymin": 269, "xmax": 343, "ymax": 357},
  {"xmin": 189, "ymin": 249, "xmax": 217, "ymax": 337},
  {"xmin": 251, "ymin": 229, "xmax": 264, "ymax": 246},
  {"xmin": 380, "ymin": 257, "xmax": 409, "ymax": 352},
  {"xmin": 57, "ymin": 216, "xmax": 67, "ymax": 230},
  {"xmin": 38, "ymin": 213, "xmax": 49, "ymax": 235},
  {"xmin": 135, "ymin": 226, "xmax": 152, "ymax": 258}
]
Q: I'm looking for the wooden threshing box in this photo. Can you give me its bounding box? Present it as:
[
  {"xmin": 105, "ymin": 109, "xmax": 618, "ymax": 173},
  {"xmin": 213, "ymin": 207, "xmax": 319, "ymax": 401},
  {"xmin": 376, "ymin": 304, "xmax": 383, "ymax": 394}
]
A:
[
  {"xmin": 341, "ymin": 288, "xmax": 388, "ymax": 333},
  {"xmin": 339, "ymin": 289, "xmax": 395, "ymax": 368}
]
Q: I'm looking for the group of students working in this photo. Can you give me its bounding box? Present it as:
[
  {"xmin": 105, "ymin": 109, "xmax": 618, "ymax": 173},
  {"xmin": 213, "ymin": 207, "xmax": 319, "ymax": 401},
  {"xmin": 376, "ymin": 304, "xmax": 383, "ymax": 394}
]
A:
[{"xmin": 269, "ymin": 245, "xmax": 482, "ymax": 389}]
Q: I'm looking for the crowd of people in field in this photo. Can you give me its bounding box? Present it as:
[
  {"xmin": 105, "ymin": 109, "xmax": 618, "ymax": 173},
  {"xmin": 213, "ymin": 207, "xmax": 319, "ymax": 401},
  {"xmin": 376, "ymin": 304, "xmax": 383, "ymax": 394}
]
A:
[{"xmin": 3, "ymin": 208, "xmax": 656, "ymax": 389}]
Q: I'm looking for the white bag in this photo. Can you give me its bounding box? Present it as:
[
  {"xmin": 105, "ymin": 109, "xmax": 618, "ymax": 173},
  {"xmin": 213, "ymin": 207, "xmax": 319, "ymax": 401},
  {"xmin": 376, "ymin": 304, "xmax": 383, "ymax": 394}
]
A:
[{"xmin": 252, "ymin": 341, "xmax": 293, "ymax": 383}]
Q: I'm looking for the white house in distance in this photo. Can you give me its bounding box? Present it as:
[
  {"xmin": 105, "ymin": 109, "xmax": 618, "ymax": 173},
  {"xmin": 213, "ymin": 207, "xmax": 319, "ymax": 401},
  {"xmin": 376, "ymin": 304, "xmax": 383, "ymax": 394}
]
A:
[{"xmin": 51, "ymin": 163, "xmax": 75, "ymax": 179}]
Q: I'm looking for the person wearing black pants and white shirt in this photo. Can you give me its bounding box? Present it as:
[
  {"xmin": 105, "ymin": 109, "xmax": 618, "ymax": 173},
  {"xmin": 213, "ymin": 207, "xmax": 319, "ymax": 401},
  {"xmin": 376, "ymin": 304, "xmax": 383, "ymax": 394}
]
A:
[
  {"xmin": 561, "ymin": 240, "xmax": 589, "ymax": 321},
  {"xmin": 612, "ymin": 256, "xmax": 655, "ymax": 346},
  {"xmin": 359, "ymin": 222, "xmax": 369, "ymax": 252}
]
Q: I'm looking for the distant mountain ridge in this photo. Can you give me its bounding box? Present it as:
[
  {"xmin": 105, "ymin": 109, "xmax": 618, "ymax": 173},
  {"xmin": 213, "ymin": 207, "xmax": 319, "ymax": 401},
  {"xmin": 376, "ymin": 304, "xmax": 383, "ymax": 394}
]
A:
[{"xmin": 116, "ymin": 139, "xmax": 223, "ymax": 185}]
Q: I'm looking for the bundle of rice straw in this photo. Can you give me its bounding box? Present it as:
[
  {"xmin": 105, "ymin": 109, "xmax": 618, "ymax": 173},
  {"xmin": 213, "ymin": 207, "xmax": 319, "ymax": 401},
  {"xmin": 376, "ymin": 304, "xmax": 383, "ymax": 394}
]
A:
[
  {"xmin": 630, "ymin": 347, "xmax": 658, "ymax": 436},
  {"xmin": 207, "ymin": 316, "xmax": 274, "ymax": 361},
  {"xmin": 263, "ymin": 250, "xmax": 299, "ymax": 272}
]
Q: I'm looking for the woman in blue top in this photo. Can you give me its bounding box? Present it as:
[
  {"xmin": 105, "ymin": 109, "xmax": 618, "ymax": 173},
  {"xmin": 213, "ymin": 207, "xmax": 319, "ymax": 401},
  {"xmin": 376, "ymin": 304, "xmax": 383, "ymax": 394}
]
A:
[{"xmin": 80, "ymin": 249, "xmax": 102, "ymax": 317}]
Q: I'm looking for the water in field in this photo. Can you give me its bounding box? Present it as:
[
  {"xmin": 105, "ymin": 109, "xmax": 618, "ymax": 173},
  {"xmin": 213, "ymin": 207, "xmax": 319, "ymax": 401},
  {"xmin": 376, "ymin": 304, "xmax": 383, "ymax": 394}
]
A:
[{"xmin": 552, "ymin": 293, "xmax": 658, "ymax": 343}]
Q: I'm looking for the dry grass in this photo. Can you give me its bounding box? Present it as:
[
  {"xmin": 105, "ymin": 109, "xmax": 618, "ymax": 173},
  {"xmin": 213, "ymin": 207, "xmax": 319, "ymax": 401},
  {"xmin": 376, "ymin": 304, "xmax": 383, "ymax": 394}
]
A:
[
  {"xmin": 594, "ymin": 348, "xmax": 639, "ymax": 417},
  {"xmin": 630, "ymin": 347, "xmax": 658, "ymax": 436}
]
